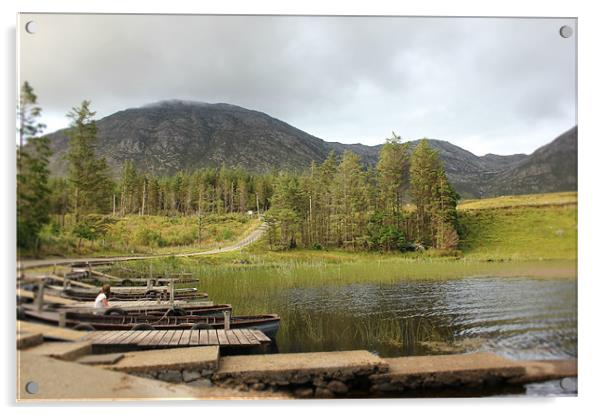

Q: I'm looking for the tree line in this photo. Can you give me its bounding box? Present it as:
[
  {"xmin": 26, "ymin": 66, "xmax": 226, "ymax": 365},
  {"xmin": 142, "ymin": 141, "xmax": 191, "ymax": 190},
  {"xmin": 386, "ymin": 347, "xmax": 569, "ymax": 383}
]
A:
[
  {"xmin": 17, "ymin": 82, "xmax": 460, "ymax": 254},
  {"xmin": 265, "ymin": 134, "xmax": 460, "ymax": 252}
]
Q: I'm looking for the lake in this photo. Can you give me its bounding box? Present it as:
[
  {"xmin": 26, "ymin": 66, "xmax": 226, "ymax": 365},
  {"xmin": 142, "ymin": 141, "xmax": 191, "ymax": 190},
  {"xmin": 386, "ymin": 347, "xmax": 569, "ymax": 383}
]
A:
[
  {"xmin": 184, "ymin": 259, "xmax": 577, "ymax": 359},
  {"xmin": 116, "ymin": 257, "xmax": 578, "ymax": 395}
]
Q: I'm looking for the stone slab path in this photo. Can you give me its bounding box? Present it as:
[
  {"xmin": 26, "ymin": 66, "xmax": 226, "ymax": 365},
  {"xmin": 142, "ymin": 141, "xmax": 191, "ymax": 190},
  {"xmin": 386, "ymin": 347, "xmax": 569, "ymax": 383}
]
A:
[
  {"xmin": 215, "ymin": 350, "xmax": 388, "ymax": 382},
  {"xmin": 17, "ymin": 352, "xmax": 287, "ymax": 401},
  {"xmin": 17, "ymin": 320, "xmax": 89, "ymax": 342},
  {"xmin": 102, "ymin": 346, "xmax": 219, "ymax": 373},
  {"xmin": 26, "ymin": 341, "xmax": 92, "ymax": 361}
]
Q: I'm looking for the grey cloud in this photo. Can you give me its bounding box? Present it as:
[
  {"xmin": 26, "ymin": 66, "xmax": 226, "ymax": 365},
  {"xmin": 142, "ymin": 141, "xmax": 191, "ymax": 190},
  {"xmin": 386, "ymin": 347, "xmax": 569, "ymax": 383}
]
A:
[{"xmin": 19, "ymin": 14, "xmax": 576, "ymax": 155}]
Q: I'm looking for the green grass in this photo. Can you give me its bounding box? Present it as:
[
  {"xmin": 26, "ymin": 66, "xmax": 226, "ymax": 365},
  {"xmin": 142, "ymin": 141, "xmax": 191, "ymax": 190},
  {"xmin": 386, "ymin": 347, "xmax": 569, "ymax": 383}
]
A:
[
  {"xmin": 458, "ymin": 191, "xmax": 577, "ymax": 210},
  {"xmin": 28, "ymin": 191, "xmax": 577, "ymax": 263},
  {"xmin": 33, "ymin": 213, "xmax": 260, "ymax": 258},
  {"xmin": 458, "ymin": 204, "xmax": 577, "ymax": 260}
]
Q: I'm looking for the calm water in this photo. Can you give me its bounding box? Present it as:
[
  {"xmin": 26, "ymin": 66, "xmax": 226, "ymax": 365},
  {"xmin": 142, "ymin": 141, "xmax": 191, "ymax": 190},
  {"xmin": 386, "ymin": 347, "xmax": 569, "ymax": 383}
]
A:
[
  {"xmin": 114, "ymin": 259, "xmax": 578, "ymax": 395},
  {"xmin": 269, "ymin": 277, "xmax": 577, "ymax": 360}
]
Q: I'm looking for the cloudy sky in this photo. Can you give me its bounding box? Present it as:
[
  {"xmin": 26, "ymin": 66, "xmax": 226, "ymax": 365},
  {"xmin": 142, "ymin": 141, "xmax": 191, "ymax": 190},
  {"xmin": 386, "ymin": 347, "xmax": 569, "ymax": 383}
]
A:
[{"xmin": 19, "ymin": 14, "xmax": 576, "ymax": 155}]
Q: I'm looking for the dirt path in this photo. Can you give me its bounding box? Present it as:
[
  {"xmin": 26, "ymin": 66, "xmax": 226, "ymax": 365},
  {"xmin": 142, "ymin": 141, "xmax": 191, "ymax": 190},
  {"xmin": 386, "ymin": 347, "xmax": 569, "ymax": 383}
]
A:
[{"xmin": 18, "ymin": 222, "xmax": 267, "ymax": 270}]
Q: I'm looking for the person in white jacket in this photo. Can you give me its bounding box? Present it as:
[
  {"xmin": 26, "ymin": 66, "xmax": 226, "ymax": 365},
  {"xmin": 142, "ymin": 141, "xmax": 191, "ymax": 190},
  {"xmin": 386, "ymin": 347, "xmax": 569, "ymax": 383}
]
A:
[{"xmin": 94, "ymin": 284, "xmax": 111, "ymax": 310}]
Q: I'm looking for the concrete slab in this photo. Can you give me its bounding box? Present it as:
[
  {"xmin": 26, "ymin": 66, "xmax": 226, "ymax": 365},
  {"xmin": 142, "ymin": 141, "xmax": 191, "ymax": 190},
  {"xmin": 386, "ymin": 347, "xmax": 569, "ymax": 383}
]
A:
[
  {"xmin": 77, "ymin": 353, "xmax": 125, "ymax": 365},
  {"xmin": 17, "ymin": 332, "xmax": 43, "ymax": 350},
  {"xmin": 215, "ymin": 350, "xmax": 388, "ymax": 383},
  {"xmin": 508, "ymin": 359, "xmax": 577, "ymax": 384},
  {"xmin": 103, "ymin": 346, "xmax": 219, "ymax": 373},
  {"xmin": 370, "ymin": 352, "xmax": 525, "ymax": 390},
  {"xmin": 27, "ymin": 341, "xmax": 92, "ymax": 361},
  {"xmin": 17, "ymin": 321, "xmax": 89, "ymax": 342},
  {"xmin": 17, "ymin": 352, "xmax": 289, "ymax": 401}
]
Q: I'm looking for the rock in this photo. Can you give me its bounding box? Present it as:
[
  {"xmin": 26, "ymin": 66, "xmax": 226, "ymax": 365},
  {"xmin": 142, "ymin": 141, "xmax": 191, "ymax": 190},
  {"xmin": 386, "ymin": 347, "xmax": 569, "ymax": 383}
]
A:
[
  {"xmin": 290, "ymin": 374, "xmax": 311, "ymax": 384},
  {"xmin": 294, "ymin": 387, "xmax": 314, "ymax": 399},
  {"xmin": 182, "ymin": 370, "xmax": 202, "ymax": 383},
  {"xmin": 130, "ymin": 371, "xmax": 157, "ymax": 380},
  {"xmin": 244, "ymin": 378, "xmax": 259, "ymax": 385},
  {"xmin": 201, "ymin": 369, "xmax": 214, "ymax": 377},
  {"xmin": 313, "ymin": 378, "xmax": 327, "ymax": 387},
  {"xmin": 158, "ymin": 370, "xmax": 183, "ymax": 383},
  {"xmin": 326, "ymin": 380, "xmax": 348, "ymax": 394},
  {"xmin": 186, "ymin": 378, "xmax": 213, "ymax": 388},
  {"xmin": 372, "ymin": 382, "xmax": 402, "ymax": 393},
  {"xmin": 220, "ymin": 378, "xmax": 237, "ymax": 387},
  {"xmin": 250, "ymin": 383, "xmax": 266, "ymax": 391},
  {"xmin": 314, "ymin": 387, "xmax": 335, "ymax": 399}
]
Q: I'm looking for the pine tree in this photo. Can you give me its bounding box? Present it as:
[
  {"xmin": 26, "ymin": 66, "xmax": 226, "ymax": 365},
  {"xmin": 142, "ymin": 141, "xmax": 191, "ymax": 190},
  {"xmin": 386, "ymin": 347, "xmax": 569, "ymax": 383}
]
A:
[
  {"xmin": 17, "ymin": 82, "xmax": 51, "ymax": 251},
  {"xmin": 48, "ymin": 177, "xmax": 70, "ymax": 227},
  {"xmin": 332, "ymin": 151, "xmax": 369, "ymax": 248},
  {"xmin": 119, "ymin": 160, "xmax": 138, "ymax": 215},
  {"xmin": 237, "ymin": 176, "xmax": 248, "ymax": 213},
  {"xmin": 66, "ymin": 100, "xmax": 114, "ymax": 222},
  {"xmin": 410, "ymin": 139, "xmax": 443, "ymax": 246},
  {"xmin": 376, "ymin": 132, "xmax": 410, "ymax": 228},
  {"xmin": 433, "ymin": 168, "xmax": 460, "ymax": 249},
  {"xmin": 269, "ymin": 173, "xmax": 304, "ymax": 249},
  {"xmin": 318, "ymin": 151, "xmax": 338, "ymax": 245}
]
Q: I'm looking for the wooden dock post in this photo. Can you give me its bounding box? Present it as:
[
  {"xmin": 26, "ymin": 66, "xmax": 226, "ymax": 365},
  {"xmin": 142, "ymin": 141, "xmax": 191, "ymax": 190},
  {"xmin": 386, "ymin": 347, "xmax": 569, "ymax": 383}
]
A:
[
  {"xmin": 35, "ymin": 281, "xmax": 45, "ymax": 311},
  {"xmin": 224, "ymin": 310, "xmax": 231, "ymax": 330},
  {"xmin": 169, "ymin": 280, "xmax": 175, "ymax": 305},
  {"xmin": 58, "ymin": 311, "xmax": 66, "ymax": 328}
]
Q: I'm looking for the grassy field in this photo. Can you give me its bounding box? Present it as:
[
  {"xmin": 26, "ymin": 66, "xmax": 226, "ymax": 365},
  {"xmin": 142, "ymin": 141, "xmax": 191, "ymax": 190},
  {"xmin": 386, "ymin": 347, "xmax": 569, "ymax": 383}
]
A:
[
  {"xmin": 458, "ymin": 191, "xmax": 577, "ymax": 210},
  {"xmin": 28, "ymin": 191, "xmax": 577, "ymax": 262},
  {"xmin": 34, "ymin": 213, "xmax": 260, "ymax": 258},
  {"xmin": 458, "ymin": 192, "xmax": 577, "ymax": 260}
]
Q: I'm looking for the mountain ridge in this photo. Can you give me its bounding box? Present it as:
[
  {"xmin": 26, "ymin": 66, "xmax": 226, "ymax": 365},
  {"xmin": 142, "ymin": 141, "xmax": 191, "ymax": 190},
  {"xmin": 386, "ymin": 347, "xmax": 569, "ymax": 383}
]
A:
[{"xmin": 42, "ymin": 100, "xmax": 577, "ymax": 198}]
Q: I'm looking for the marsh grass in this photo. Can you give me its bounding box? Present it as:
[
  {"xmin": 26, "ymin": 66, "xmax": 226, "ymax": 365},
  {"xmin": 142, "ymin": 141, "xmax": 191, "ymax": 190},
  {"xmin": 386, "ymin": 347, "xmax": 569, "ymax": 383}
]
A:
[
  {"xmin": 114, "ymin": 260, "xmax": 576, "ymax": 318},
  {"xmin": 107, "ymin": 253, "xmax": 575, "ymax": 357}
]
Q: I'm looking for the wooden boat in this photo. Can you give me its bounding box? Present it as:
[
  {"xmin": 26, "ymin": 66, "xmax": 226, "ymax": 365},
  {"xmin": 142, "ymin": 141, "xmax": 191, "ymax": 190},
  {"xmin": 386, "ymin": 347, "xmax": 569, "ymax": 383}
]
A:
[
  {"xmin": 48, "ymin": 285, "xmax": 198, "ymax": 295},
  {"xmin": 74, "ymin": 271, "xmax": 199, "ymax": 287},
  {"xmin": 52, "ymin": 303, "xmax": 233, "ymax": 317},
  {"xmin": 20, "ymin": 308, "xmax": 280, "ymax": 338},
  {"xmin": 98, "ymin": 277, "xmax": 199, "ymax": 287},
  {"xmin": 45, "ymin": 286, "xmax": 207, "ymax": 302}
]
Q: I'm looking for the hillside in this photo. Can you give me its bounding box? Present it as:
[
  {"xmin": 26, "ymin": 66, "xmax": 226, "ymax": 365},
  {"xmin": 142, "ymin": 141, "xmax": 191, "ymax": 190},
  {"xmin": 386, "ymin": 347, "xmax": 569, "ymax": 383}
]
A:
[
  {"xmin": 484, "ymin": 127, "xmax": 578, "ymax": 196},
  {"xmin": 43, "ymin": 100, "xmax": 576, "ymax": 198},
  {"xmin": 457, "ymin": 192, "xmax": 577, "ymax": 260}
]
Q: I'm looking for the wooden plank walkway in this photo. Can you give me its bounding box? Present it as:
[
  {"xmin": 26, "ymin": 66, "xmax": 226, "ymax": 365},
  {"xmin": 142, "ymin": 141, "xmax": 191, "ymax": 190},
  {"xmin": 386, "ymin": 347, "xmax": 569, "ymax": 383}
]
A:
[{"xmin": 85, "ymin": 328, "xmax": 270, "ymax": 349}]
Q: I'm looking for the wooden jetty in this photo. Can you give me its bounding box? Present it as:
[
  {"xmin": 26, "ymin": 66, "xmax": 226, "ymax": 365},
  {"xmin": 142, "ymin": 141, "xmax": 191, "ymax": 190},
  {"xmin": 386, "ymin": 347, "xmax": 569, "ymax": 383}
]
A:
[{"xmin": 84, "ymin": 328, "xmax": 271, "ymax": 352}]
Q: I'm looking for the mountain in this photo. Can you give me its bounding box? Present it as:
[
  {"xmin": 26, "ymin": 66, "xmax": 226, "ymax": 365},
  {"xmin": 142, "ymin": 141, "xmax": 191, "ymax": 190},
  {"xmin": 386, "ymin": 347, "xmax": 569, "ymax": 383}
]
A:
[
  {"xmin": 484, "ymin": 126, "xmax": 577, "ymax": 196},
  {"xmin": 45, "ymin": 100, "xmax": 335, "ymax": 176},
  {"xmin": 43, "ymin": 100, "xmax": 576, "ymax": 198}
]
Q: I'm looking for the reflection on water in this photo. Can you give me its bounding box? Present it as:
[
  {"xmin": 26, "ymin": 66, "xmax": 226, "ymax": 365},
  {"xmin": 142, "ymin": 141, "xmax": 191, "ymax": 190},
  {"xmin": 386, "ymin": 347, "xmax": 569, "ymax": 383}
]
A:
[
  {"xmin": 115, "ymin": 258, "xmax": 578, "ymax": 396},
  {"xmin": 267, "ymin": 277, "xmax": 577, "ymax": 360}
]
